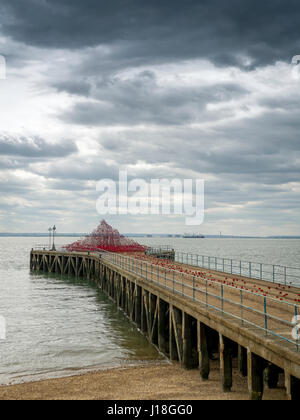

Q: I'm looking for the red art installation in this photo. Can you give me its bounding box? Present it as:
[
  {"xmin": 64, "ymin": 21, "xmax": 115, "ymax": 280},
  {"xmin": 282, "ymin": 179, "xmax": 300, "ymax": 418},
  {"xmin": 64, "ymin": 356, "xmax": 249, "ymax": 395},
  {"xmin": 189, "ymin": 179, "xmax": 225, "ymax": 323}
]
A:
[{"xmin": 64, "ymin": 220, "xmax": 147, "ymax": 253}]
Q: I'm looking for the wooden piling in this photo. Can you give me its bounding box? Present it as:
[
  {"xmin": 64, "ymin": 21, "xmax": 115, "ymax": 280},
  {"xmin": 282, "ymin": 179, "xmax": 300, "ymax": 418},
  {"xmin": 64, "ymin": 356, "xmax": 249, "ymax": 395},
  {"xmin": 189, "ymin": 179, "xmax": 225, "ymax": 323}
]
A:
[
  {"xmin": 198, "ymin": 321, "xmax": 210, "ymax": 380},
  {"xmin": 247, "ymin": 350, "xmax": 265, "ymax": 400},
  {"xmin": 219, "ymin": 334, "xmax": 233, "ymax": 392}
]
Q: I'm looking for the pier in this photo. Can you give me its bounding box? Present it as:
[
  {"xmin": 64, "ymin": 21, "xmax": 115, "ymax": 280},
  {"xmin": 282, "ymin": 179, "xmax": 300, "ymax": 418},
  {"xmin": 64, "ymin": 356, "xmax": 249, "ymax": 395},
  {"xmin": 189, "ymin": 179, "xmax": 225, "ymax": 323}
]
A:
[{"xmin": 30, "ymin": 248, "xmax": 300, "ymax": 400}]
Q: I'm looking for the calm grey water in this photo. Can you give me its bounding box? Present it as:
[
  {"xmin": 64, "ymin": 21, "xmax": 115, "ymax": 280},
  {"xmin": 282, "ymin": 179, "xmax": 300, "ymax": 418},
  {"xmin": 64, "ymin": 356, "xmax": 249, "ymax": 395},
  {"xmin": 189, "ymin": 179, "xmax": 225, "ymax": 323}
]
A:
[
  {"xmin": 0, "ymin": 236, "xmax": 299, "ymax": 385},
  {"xmin": 0, "ymin": 237, "xmax": 163, "ymax": 385},
  {"xmin": 136, "ymin": 237, "xmax": 300, "ymax": 269}
]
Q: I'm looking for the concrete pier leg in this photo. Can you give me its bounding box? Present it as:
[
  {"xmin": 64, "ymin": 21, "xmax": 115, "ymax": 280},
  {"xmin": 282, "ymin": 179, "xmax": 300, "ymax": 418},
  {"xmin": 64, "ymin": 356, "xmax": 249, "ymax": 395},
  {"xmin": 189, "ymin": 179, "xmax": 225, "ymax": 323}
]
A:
[
  {"xmin": 182, "ymin": 313, "xmax": 197, "ymax": 369},
  {"xmin": 219, "ymin": 334, "xmax": 233, "ymax": 392},
  {"xmin": 247, "ymin": 350, "xmax": 265, "ymax": 400},
  {"xmin": 129, "ymin": 283, "xmax": 135, "ymax": 321},
  {"xmin": 135, "ymin": 285, "xmax": 142, "ymax": 329},
  {"xmin": 285, "ymin": 371, "xmax": 300, "ymax": 400},
  {"xmin": 197, "ymin": 321, "xmax": 210, "ymax": 381},
  {"xmin": 169, "ymin": 306, "xmax": 178, "ymax": 361},
  {"xmin": 150, "ymin": 294, "xmax": 158, "ymax": 345},
  {"xmin": 265, "ymin": 364, "xmax": 280, "ymax": 389},
  {"xmin": 158, "ymin": 299, "xmax": 168, "ymax": 355},
  {"xmin": 141, "ymin": 290, "xmax": 147, "ymax": 334},
  {"xmin": 238, "ymin": 345, "xmax": 247, "ymax": 377}
]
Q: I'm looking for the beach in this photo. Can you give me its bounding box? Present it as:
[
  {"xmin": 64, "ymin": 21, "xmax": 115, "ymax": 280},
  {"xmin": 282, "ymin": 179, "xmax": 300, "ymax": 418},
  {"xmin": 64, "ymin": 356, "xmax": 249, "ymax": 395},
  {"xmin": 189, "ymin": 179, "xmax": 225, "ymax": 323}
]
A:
[{"xmin": 0, "ymin": 361, "xmax": 286, "ymax": 400}]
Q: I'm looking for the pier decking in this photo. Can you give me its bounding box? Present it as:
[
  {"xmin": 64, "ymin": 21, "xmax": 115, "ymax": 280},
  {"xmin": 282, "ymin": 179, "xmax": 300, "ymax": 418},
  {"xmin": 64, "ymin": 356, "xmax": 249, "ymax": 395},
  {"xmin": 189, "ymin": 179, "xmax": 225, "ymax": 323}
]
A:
[{"xmin": 30, "ymin": 249, "xmax": 300, "ymax": 400}]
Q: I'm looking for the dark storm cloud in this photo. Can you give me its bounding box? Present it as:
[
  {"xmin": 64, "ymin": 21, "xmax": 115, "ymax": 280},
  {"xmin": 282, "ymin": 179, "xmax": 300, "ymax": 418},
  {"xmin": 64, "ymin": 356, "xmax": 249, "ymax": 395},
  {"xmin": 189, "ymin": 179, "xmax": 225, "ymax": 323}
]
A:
[
  {"xmin": 1, "ymin": 0, "xmax": 300, "ymax": 68},
  {"xmin": 92, "ymin": 102, "xmax": 300, "ymax": 186},
  {"xmin": 0, "ymin": 135, "xmax": 77, "ymax": 158}
]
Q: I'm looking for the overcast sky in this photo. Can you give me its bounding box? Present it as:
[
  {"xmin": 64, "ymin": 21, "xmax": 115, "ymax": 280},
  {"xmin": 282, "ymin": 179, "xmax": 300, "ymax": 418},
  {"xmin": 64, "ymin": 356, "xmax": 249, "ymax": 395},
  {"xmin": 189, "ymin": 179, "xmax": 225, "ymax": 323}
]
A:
[{"xmin": 0, "ymin": 0, "xmax": 299, "ymax": 235}]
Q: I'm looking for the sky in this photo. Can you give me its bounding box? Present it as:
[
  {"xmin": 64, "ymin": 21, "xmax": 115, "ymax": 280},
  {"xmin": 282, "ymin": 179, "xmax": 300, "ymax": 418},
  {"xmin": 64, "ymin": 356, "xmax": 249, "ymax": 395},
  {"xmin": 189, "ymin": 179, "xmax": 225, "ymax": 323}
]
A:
[{"xmin": 0, "ymin": 0, "xmax": 299, "ymax": 235}]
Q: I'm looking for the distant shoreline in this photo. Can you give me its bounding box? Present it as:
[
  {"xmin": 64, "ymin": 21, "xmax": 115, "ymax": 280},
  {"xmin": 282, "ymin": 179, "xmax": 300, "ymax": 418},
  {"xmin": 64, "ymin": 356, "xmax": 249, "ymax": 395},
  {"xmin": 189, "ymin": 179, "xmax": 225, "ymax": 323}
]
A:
[{"xmin": 0, "ymin": 234, "xmax": 299, "ymax": 239}]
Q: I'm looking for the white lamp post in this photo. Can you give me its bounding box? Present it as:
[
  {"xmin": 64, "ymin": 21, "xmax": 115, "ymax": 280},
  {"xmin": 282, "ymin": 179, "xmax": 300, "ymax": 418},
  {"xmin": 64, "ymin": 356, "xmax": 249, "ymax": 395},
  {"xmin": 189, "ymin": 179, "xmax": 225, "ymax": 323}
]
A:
[
  {"xmin": 48, "ymin": 227, "xmax": 52, "ymax": 250},
  {"xmin": 52, "ymin": 225, "xmax": 56, "ymax": 251}
]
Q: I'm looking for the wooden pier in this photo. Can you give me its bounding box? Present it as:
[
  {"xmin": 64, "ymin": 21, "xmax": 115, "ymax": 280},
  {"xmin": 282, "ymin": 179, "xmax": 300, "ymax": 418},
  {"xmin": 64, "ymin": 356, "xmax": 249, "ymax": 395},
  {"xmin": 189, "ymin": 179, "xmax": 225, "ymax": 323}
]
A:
[{"xmin": 30, "ymin": 249, "xmax": 300, "ymax": 400}]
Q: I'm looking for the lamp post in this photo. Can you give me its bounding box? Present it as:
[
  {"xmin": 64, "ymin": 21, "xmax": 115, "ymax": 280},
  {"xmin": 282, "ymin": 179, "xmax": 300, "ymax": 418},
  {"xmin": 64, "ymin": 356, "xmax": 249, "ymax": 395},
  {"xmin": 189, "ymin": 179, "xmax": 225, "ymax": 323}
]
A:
[
  {"xmin": 48, "ymin": 227, "xmax": 52, "ymax": 250},
  {"xmin": 52, "ymin": 225, "xmax": 56, "ymax": 251}
]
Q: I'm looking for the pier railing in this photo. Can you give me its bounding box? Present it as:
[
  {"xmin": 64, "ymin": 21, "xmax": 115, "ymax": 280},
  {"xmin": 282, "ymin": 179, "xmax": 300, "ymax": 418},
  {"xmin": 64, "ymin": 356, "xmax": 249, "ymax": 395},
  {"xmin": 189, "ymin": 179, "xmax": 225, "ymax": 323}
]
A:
[
  {"xmin": 100, "ymin": 251, "xmax": 299, "ymax": 350},
  {"xmin": 174, "ymin": 252, "xmax": 300, "ymax": 286},
  {"xmin": 146, "ymin": 246, "xmax": 173, "ymax": 254}
]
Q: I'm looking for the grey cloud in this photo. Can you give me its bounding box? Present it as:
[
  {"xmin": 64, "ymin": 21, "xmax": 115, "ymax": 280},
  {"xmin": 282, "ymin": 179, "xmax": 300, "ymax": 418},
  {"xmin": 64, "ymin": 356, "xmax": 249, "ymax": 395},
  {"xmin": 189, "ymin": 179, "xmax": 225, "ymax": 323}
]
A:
[
  {"xmin": 0, "ymin": 135, "xmax": 77, "ymax": 158},
  {"xmin": 51, "ymin": 80, "xmax": 92, "ymax": 96},
  {"xmin": 60, "ymin": 74, "xmax": 248, "ymax": 126},
  {"xmin": 1, "ymin": 1, "xmax": 300, "ymax": 68},
  {"xmin": 30, "ymin": 157, "xmax": 119, "ymax": 181}
]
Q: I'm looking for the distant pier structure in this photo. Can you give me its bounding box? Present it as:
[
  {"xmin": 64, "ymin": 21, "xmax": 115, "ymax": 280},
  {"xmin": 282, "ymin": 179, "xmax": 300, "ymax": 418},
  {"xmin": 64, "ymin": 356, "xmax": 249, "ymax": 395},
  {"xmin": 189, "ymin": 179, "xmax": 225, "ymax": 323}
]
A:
[{"xmin": 30, "ymin": 221, "xmax": 300, "ymax": 400}]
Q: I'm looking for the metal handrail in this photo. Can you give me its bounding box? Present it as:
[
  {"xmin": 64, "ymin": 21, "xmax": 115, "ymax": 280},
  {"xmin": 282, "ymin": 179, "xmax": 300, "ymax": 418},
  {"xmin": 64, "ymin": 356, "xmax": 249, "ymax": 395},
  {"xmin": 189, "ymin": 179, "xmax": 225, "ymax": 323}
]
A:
[
  {"xmin": 174, "ymin": 252, "xmax": 300, "ymax": 286},
  {"xmin": 101, "ymin": 252, "xmax": 299, "ymax": 350}
]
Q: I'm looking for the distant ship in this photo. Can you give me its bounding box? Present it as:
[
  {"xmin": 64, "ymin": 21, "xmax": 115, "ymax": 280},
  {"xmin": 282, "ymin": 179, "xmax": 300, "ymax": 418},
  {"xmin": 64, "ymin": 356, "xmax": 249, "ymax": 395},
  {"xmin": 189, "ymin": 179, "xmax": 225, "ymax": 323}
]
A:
[{"xmin": 183, "ymin": 233, "xmax": 205, "ymax": 238}]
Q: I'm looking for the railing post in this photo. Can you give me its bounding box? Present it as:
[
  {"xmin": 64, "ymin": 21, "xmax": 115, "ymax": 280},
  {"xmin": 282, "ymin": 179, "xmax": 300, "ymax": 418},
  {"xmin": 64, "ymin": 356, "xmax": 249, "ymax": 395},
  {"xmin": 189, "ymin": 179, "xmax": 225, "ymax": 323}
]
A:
[
  {"xmin": 264, "ymin": 297, "xmax": 268, "ymax": 334},
  {"xmin": 284, "ymin": 266, "xmax": 287, "ymax": 285},
  {"xmin": 223, "ymin": 258, "xmax": 225, "ymax": 272},
  {"xmin": 221, "ymin": 285, "xmax": 224, "ymax": 315},
  {"xmin": 240, "ymin": 290, "xmax": 244, "ymax": 325},
  {"xmin": 240, "ymin": 260, "xmax": 242, "ymax": 276},
  {"xmin": 157, "ymin": 266, "xmax": 159, "ymax": 284},
  {"xmin": 295, "ymin": 306, "xmax": 299, "ymax": 350},
  {"xmin": 260, "ymin": 263, "xmax": 263, "ymax": 280},
  {"xmin": 173, "ymin": 270, "xmax": 175, "ymax": 293},
  {"xmin": 206, "ymin": 279, "xmax": 208, "ymax": 308},
  {"xmin": 193, "ymin": 276, "xmax": 195, "ymax": 301},
  {"xmin": 231, "ymin": 259, "xmax": 233, "ymax": 274},
  {"xmin": 165, "ymin": 267, "xmax": 167, "ymax": 288},
  {"xmin": 208, "ymin": 256, "xmax": 210, "ymax": 269},
  {"xmin": 273, "ymin": 265, "xmax": 275, "ymax": 283},
  {"xmin": 182, "ymin": 273, "xmax": 184, "ymax": 296},
  {"xmin": 249, "ymin": 262, "xmax": 252, "ymax": 278}
]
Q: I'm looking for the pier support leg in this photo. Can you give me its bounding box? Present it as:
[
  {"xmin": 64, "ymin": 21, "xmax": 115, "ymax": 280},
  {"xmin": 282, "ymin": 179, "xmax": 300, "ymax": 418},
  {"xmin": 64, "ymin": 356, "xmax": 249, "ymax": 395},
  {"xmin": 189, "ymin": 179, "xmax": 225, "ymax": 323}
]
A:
[
  {"xmin": 169, "ymin": 305, "xmax": 178, "ymax": 361},
  {"xmin": 238, "ymin": 345, "xmax": 247, "ymax": 377},
  {"xmin": 285, "ymin": 372, "xmax": 300, "ymax": 400},
  {"xmin": 150, "ymin": 294, "xmax": 158, "ymax": 345},
  {"xmin": 182, "ymin": 313, "xmax": 198, "ymax": 369},
  {"xmin": 141, "ymin": 290, "xmax": 148, "ymax": 334},
  {"xmin": 219, "ymin": 334, "xmax": 233, "ymax": 392},
  {"xmin": 247, "ymin": 350, "xmax": 265, "ymax": 400},
  {"xmin": 265, "ymin": 364, "xmax": 280, "ymax": 389},
  {"xmin": 158, "ymin": 299, "xmax": 168, "ymax": 355},
  {"xmin": 182, "ymin": 313, "xmax": 192, "ymax": 369},
  {"xmin": 197, "ymin": 322, "xmax": 210, "ymax": 381},
  {"xmin": 135, "ymin": 285, "xmax": 142, "ymax": 329},
  {"xmin": 172, "ymin": 307, "xmax": 183, "ymax": 364}
]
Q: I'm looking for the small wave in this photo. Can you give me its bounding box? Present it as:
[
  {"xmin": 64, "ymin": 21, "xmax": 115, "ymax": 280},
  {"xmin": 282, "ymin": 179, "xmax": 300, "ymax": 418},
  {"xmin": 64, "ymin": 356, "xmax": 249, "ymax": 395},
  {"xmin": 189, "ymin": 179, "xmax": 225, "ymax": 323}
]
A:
[{"xmin": 0, "ymin": 359, "xmax": 170, "ymax": 386}]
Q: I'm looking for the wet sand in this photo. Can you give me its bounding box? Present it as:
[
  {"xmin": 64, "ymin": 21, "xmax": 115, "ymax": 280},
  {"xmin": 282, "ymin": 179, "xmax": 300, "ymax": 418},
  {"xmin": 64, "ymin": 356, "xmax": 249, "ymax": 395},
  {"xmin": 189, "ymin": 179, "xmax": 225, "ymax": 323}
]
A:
[{"xmin": 0, "ymin": 361, "xmax": 287, "ymax": 400}]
